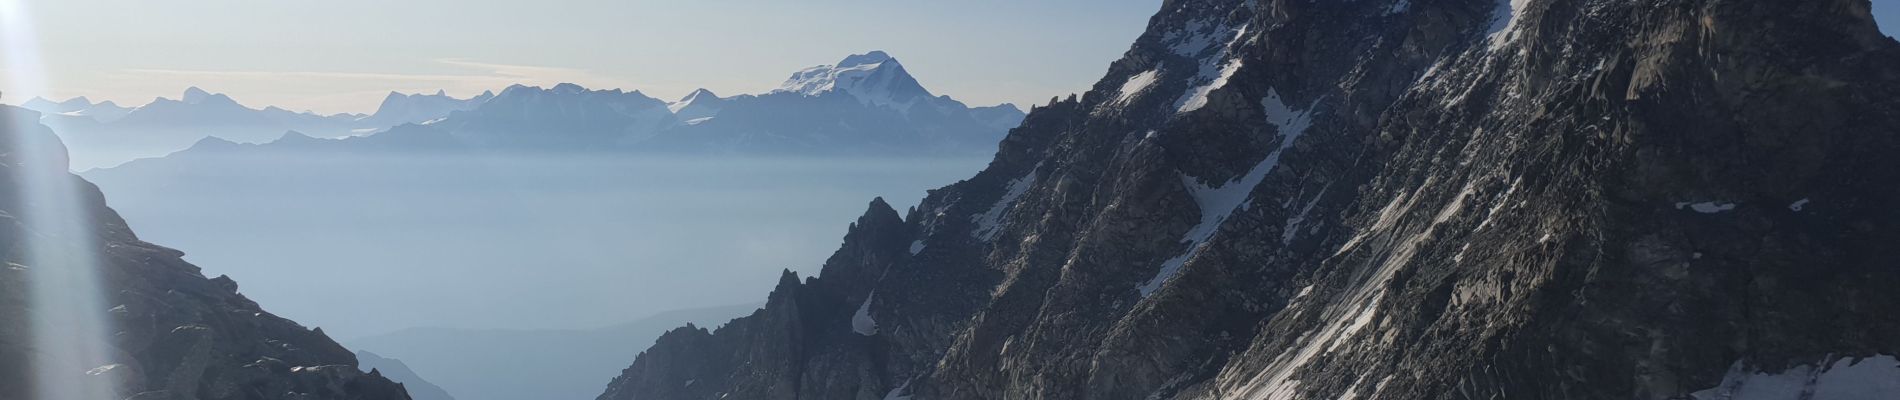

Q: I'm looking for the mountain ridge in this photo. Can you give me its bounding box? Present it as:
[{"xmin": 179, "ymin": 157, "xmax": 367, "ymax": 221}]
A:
[
  {"xmin": 600, "ymin": 0, "xmax": 1900, "ymax": 399},
  {"xmin": 92, "ymin": 51, "xmax": 1026, "ymax": 163}
]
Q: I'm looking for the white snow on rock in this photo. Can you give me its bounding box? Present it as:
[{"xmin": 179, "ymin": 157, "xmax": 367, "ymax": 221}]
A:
[
  {"xmin": 1487, "ymin": 0, "xmax": 1531, "ymax": 49},
  {"xmin": 1178, "ymin": 60, "xmax": 1244, "ymax": 114},
  {"xmin": 851, "ymin": 293, "xmax": 879, "ymax": 336},
  {"xmin": 86, "ymin": 364, "xmax": 127, "ymax": 376},
  {"xmin": 1162, "ymin": 17, "xmax": 1252, "ymax": 114},
  {"xmin": 909, "ymin": 240, "xmax": 926, "ymax": 256},
  {"xmin": 1229, "ymin": 176, "xmax": 1469, "ymax": 399},
  {"xmin": 1140, "ymin": 89, "xmax": 1315, "ymax": 297},
  {"xmin": 1117, "ymin": 70, "xmax": 1161, "ymax": 105},
  {"xmin": 1474, "ymin": 178, "xmax": 1522, "ymax": 232},
  {"xmin": 1386, "ymin": 0, "xmax": 1412, "ymax": 15},
  {"xmin": 1282, "ymin": 183, "xmax": 1330, "ymax": 245},
  {"xmin": 1676, "ymin": 201, "xmax": 1738, "ymax": 214},
  {"xmin": 1789, "ymin": 198, "xmax": 1811, "ymax": 212},
  {"xmin": 883, "ymin": 380, "xmax": 914, "ymax": 400},
  {"xmin": 668, "ymin": 88, "xmax": 724, "ymax": 121},
  {"xmin": 774, "ymin": 51, "xmax": 931, "ymax": 113},
  {"xmin": 971, "ymin": 165, "xmax": 1041, "ymax": 240},
  {"xmin": 1691, "ymin": 354, "xmax": 1900, "ymax": 400},
  {"xmin": 777, "ymin": 52, "xmax": 894, "ymax": 95}
]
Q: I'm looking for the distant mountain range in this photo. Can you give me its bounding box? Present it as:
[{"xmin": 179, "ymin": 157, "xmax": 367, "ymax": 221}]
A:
[
  {"xmin": 355, "ymin": 351, "xmax": 456, "ymax": 400},
  {"xmin": 347, "ymin": 304, "xmax": 757, "ymax": 400},
  {"xmin": 32, "ymin": 51, "xmax": 1024, "ymax": 169},
  {"xmin": 21, "ymin": 87, "xmax": 491, "ymax": 169}
]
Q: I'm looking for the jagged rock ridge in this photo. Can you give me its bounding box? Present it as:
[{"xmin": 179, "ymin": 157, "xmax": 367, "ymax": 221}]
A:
[{"xmin": 601, "ymin": 0, "xmax": 1900, "ymax": 399}]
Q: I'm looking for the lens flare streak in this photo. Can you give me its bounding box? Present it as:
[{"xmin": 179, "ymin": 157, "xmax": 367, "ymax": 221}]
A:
[{"xmin": 3, "ymin": 1, "xmax": 121, "ymax": 398}]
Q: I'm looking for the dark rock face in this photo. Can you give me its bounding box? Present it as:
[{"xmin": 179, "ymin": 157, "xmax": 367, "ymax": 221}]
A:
[
  {"xmin": 602, "ymin": 0, "xmax": 1900, "ymax": 399},
  {"xmin": 0, "ymin": 107, "xmax": 410, "ymax": 400}
]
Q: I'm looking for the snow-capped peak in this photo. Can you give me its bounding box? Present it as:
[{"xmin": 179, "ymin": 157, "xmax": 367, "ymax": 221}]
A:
[
  {"xmin": 773, "ymin": 51, "xmax": 935, "ymax": 111},
  {"xmin": 837, "ymin": 50, "xmax": 895, "ymax": 68},
  {"xmin": 678, "ymin": 88, "xmax": 719, "ymax": 104},
  {"xmin": 668, "ymin": 88, "xmax": 725, "ymax": 120}
]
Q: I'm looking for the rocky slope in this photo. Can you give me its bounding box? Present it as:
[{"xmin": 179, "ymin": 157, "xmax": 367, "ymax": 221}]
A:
[
  {"xmin": 601, "ymin": 0, "xmax": 1900, "ymax": 399},
  {"xmin": 0, "ymin": 106, "xmax": 410, "ymax": 399}
]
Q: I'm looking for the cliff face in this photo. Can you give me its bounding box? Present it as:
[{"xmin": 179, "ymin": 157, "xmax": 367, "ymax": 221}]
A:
[
  {"xmin": 0, "ymin": 107, "xmax": 411, "ymax": 400},
  {"xmin": 602, "ymin": 0, "xmax": 1900, "ymax": 399}
]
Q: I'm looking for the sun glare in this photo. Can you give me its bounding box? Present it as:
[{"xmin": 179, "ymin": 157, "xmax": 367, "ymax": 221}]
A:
[{"xmin": 3, "ymin": 1, "xmax": 119, "ymax": 398}]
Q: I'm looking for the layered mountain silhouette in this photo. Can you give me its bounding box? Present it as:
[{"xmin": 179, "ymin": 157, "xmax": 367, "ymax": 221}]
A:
[
  {"xmin": 355, "ymin": 351, "xmax": 455, "ymax": 400},
  {"xmin": 47, "ymin": 51, "xmax": 1022, "ymax": 170},
  {"xmin": 24, "ymin": 87, "xmax": 489, "ymax": 170},
  {"xmin": 0, "ymin": 105, "xmax": 412, "ymax": 399}
]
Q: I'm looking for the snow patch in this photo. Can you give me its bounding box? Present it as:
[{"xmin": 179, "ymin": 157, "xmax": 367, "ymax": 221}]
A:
[
  {"xmin": 971, "ymin": 165, "xmax": 1041, "ymax": 240},
  {"xmin": 883, "ymin": 380, "xmax": 914, "ymax": 400},
  {"xmin": 1386, "ymin": 0, "xmax": 1411, "ymax": 15},
  {"xmin": 1170, "ymin": 22, "xmax": 1252, "ymax": 114},
  {"xmin": 1163, "ymin": 19, "xmax": 1221, "ymax": 57},
  {"xmin": 1474, "ymin": 178, "xmax": 1521, "ymax": 231},
  {"xmin": 851, "ymin": 293, "xmax": 879, "ymax": 336},
  {"xmin": 1691, "ymin": 355, "xmax": 1900, "ymax": 400},
  {"xmin": 1177, "ymin": 60, "xmax": 1243, "ymax": 113},
  {"xmin": 1117, "ymin": 70, "xmax": 1161, "ymax": 105},
  {"xmin": 1282, "ymin": 183, "xmax": 1331, "ymax": 245},
  {"xmin": 1140, "ymin": 90, "xmax": 1315, "ymax": 297},
  {"xmin": 86, "ymin": 364, "xmax": 126, "ymax": 376},
  {"xmin": 1789, "ymin": 198, "xmax": 1811, "ymax": 212},
  {"xmin": 1677, "ymin": 201, "xmax": 1737, "ymax": 214},
  {"xmin": 1487, "ymin": 0, "xmax": 1531, "ymax": 49}
]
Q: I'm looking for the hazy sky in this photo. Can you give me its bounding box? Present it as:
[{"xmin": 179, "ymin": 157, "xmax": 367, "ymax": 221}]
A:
[{"xmin": 1, "ymin": 0, "xmax": 1161, "ymax": 114}]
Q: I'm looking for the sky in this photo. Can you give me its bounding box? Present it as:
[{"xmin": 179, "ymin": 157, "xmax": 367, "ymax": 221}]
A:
[
  {"xmin": 1880, "ymin": 0, "xmax": 1898, "ymax": 39},
  {"xmin": 0, "ymin": 0, "xmax": 1162, "ymax": 114}
]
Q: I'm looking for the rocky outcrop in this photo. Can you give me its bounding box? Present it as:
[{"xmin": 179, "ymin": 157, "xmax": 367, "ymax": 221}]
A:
[
  {"xmin": 602, "ymin": 0, "xmax": 1900, "ymax": 399},
  {"xmin": 0, "ymin": 106, "xmax": 410, "ymax": 400}
]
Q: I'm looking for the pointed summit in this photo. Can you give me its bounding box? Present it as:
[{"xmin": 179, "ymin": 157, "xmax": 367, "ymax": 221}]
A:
[
  {"xmin": 669, "ymin": 88, "xmax": 724, "ymax": 120},
  {"xmin": 678, "ymin": 88, "xmax": 719, "ymax": 103},
  {"xmin": 182, "ymin": 87, "xmax": 213, "ymax": 104}
]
